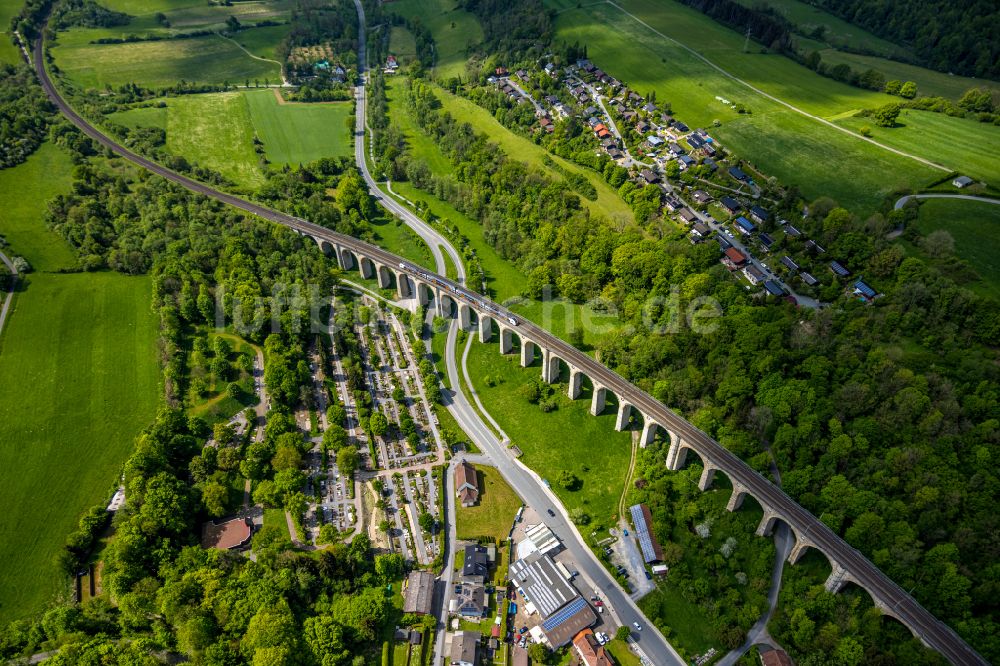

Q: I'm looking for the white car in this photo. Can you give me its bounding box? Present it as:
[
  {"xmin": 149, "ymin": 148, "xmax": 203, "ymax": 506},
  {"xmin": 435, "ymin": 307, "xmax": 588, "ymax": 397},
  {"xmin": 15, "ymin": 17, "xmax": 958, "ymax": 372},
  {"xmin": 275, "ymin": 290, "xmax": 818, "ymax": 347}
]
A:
[{"xmin": 633, "ymin": 622, "xmax": 642, "ymax": 631}]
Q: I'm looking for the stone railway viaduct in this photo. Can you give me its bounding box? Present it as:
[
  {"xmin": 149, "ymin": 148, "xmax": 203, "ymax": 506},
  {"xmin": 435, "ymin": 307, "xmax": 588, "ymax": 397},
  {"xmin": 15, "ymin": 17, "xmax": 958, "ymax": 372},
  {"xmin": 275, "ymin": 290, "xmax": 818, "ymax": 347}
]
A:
[
  {"xmin": 31, "ymin": 29, "xmax": 986, "ymax": 664},
  {"xmin": 314, "ymin": 235, "xmax": 986, "ymax": 666}
]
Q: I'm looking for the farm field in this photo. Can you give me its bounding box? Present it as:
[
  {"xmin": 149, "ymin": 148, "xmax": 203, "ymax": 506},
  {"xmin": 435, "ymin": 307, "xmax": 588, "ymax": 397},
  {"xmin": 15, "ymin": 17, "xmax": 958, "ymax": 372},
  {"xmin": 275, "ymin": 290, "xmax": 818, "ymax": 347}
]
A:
[
  {"xmin": 51, "ymin": 30, "xmax": 281, "ymax": 90},
  {"xmin": 428, "ymin": 83, "xmax": 635, "ymax": 223},
  {"xmin": 385, "ymin": 0, "xmax": 483, "ymax": 80},
  {"xmin": 812, "ymin": 48, "xmax": 1000, "ymax": 101},
  {"xmin": 244, "ymin": 89, "xmax": 353, "ymax": 164},
  {"xmin": 0, "ymin": 143, "xmax": 79, "ymax": 272},
  {"xmin": 463, "ymin": 338, "xmax": 632, "ymax": 528},
  {"xmin": 455, "ymin": 465, "xmax": 522, "ymax": 543},
  {"xmin": 912, "ymin": 198, "xmax": 1000, "ymax": 297},
  {"xmin": 835, "ymin": 110, "xmax": 1000, "ymax": 186},
  {"xmin": 732, "ymin": 0, "xmax": 911, "ymax": 58},
  {"xmin": 549, "ymin": 0, "xmax": 943, "ymax": 214},
  {"xmin": 0, "ymin": 272, "xmax": 159, "ymax": 624},
  {"xmin": 107, "ymin": 104, "xmax": 168, "ymax": 130},
  {"xmin": 166, "ymin": 92, "xmax": 265, "ymax": 189}
]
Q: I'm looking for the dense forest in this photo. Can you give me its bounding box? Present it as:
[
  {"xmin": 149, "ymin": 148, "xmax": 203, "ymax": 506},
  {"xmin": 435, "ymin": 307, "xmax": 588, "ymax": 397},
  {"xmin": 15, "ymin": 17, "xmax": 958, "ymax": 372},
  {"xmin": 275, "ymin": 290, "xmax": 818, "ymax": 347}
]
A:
[
  {"xmin": 0, "ymin": 64, "xmax": 54, "ymax": 169},
  {"xmin": 809, "ymin": 0, "xmax": 1000, "ymax": 79}
]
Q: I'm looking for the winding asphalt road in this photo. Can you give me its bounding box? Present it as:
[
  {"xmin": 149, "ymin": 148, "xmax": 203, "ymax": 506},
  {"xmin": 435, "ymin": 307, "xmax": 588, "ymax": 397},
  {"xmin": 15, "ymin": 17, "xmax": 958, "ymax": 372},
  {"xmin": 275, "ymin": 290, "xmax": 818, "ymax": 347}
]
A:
[
  {"xmin": 30, "ymin": 16, "xmax": 987, "ymax": 666},
  {"xmin": 894, "ymin": 193, "xmax": 1000, "ymax": 209}
]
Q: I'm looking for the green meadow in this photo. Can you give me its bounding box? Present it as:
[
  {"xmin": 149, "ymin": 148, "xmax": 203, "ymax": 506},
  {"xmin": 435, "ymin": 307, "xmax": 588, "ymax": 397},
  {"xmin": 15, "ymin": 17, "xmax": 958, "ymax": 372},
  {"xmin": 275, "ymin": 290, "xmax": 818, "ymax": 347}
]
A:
[
  {"xmin": 388, "ymin": 26, "xmax": 418, "ymax": 65},
  {"xmin": 549, "ymin": 0, "xmax": 947, "ymax": 214},
  {"xmin": 0, "ymin": 144, "xmax": 160, "ymax": 623},
  {"xmin": 463, "ymin": 338, "xmax": 632, "ymax": 527},
  {"xmin": 836, "ymin": 109, "xmax": 1000, "ymax": 186},
  {"xmin": 51, "ymin": 30, "xmax": 281, "ymax": 90},
  {"xmin": 0, "ymin": 0, "xmax": 22, "ymax": 64},
  {"xmin": 244, "ymin": 89, "xmax": 353, "ymax": 164},
  {"xmin": 912, "ymin": 198, "xmax": 1000, "ymax": 297},
  {"xmin": 384, "ymin": 0, "xmax": 483, "ymax": 80}
]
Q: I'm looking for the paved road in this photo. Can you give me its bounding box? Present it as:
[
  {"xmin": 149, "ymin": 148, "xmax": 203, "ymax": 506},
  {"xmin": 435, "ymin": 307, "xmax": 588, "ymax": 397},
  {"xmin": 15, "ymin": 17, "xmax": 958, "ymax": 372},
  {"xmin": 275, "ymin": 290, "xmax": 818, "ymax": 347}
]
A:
[
  {"xmin": 32, "ymin": 19, "xmax": 987, "ymax": 666},
  {"xmin": 717, "ymin": 523, "xmax": 793, "ymax": 665},
  {"xmin": 894, "ymin": 193, "xmax": 1000, "ymax": 209},
  {"xmin": 0, "ymin": 250, "xmax": 19, "ymax": 342}
]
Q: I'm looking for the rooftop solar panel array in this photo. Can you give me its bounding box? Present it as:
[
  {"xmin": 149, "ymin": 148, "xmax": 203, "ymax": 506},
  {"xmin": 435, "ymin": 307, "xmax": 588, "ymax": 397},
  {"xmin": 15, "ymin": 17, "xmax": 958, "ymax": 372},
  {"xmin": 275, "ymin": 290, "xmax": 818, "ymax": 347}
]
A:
[
  {"xmin": 541, "ymin": 597, "xmax": 587, "ymax": 631},
  {"xmin": 630, "ymin": 504, "xmax": 659, "ymax": 563}
]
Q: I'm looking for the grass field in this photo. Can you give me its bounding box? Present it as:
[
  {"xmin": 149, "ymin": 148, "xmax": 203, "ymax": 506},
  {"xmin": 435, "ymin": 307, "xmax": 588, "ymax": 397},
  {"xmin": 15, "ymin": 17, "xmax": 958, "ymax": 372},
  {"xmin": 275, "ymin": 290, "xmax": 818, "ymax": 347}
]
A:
[
  {"xmin": 385, "ymin": 0, "xmax": 483, "ymax": 80},
  {"xmin": 0, "ymin": 143, "xmax": 78, "ymax": 272},
  {"xmin": 165, "ymin": 92, "xmax": 265, "ymax": 189},
  {"xmin": 812, "ymin": 48, "xmax": 1000, "ymax": 101},
  {"xmin": 107, "ymin": 104, "xmax": 168, "ymax": 131},
  {"xmin": 549, "ymin": 0, "xmax": 945, "ymax": 214},
  {"xmin": 456, "ymin": 465, "xmax": 522, "ymax": 542},
  {"xmin": 606, "ymin": 640, "xmax": 642, "ymax": 666},
  {"xmin": 464, "ymin": 339, "xmax": 632, "ymax": 528},
  {"xmin": 52, "ymin": 31, "xmax": 281, "ymax": 90},
  {"xmin": 0, "ymin": 272, "xmax": 159, "ymax": 623},
  {"xmin": 0, "ymin": 0, "xmax": 22, "ymax": 64},
  {"xmin": 732, "ymin": 0, "xmax": 911, "ymax": 59},
  {"xmin": 388, "ymin": 26, "xmax": 417, "ymax": 65},
  {"xmin": 912, "ymin": 198, "xmax": 1000, "ymax": 297},
  {"xmin": 836, "ymin": 109, "xmax": 1000, "ymax": 185},
  {"xmin": 244, "ymin": 89, "xmax": 353, "ymax": 164}
]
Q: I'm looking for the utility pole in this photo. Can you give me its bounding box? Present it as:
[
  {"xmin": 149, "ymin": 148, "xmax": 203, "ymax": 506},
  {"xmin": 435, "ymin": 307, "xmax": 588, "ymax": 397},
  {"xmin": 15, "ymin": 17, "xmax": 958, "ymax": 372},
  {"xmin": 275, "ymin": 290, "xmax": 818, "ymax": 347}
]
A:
[{"xmin": 743, "ymin": 25, "xmax": 751, "ymax": 53}]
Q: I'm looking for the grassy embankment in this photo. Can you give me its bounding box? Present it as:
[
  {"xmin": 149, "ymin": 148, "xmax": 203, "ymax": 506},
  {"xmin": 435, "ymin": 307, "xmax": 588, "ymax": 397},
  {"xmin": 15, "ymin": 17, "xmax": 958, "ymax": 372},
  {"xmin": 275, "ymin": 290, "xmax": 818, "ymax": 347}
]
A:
[
  {"xmin": 547, "ymin": 0, "xmax": 999, "ymax": 214},
  {"xmin": 0, "ymin": 144, "xmax": 160, "ymax": 624},
  {"xmin": 388, "ymin": 26, "xmax": 417, "ymax": 66},
  {"xmin": 462, "ymin": 339, "xmax": 632, "ymax": 529},
  {"xmin": 384, "ymin": 0, "xmax": 483, "ymax": 80}
]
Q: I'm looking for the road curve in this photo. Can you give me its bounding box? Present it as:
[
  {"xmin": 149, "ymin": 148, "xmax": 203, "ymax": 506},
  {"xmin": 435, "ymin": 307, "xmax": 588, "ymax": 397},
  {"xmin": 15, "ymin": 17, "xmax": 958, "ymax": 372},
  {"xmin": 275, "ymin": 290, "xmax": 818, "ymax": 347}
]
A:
[
  {"xmin": 31, "ymin": 31, "xmax": 986, "ymax": 666},
  {"xmin": 894, "ymin": 193, "xmax": 1000, "ymax": 209}
]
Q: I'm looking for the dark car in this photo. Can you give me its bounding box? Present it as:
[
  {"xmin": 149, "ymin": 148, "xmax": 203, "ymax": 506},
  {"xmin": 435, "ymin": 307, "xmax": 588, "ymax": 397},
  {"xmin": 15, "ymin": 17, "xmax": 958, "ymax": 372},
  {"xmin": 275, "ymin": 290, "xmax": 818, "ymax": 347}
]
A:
[
  {"xmin": 644, "ymin": 571, "xmax": 652, "ymax": 580},
  {"xmin": 547, "ymin": 508, "xmax": 556, "ymax": 517},
  {"xmin": 520, "ymin": 626, "xmax": 528, "ymax": 634}
]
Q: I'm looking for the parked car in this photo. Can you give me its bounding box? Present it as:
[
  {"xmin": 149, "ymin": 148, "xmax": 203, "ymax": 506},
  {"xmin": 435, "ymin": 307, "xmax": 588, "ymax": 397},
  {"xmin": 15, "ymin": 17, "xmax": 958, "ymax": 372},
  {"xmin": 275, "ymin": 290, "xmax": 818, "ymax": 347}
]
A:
[
  {"xmin": 547, "ymin": 508, "xmax": 556, "ymax": 517},
  {"xmin": 644, "ymin": 571, "xmax": 652, "ymax": 580},
  {"xmin": 633, "ymin": 622, "xmax": 642, "ymax": 631}
]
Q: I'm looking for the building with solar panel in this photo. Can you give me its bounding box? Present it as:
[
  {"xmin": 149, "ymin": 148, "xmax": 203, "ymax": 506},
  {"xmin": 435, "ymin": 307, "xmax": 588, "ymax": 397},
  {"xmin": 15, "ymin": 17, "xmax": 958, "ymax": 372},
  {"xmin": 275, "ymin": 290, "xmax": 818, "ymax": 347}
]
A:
[
  {"xmin": 508, "ymin": 552, "xmax": 596, "ymax": 647},
  {"xmin": 630, "ymin": 504, "xmax": 664, "ymax": 563}
]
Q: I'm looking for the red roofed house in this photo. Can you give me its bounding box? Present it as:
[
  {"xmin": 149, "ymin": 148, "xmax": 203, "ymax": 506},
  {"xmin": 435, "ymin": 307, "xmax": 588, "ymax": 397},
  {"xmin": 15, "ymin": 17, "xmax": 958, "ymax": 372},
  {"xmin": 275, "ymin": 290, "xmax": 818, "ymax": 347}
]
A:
[
  {"xmin": 723, "ymin": 247, "xmax": 747, "ymax": 269},
  {"xmin": 456, "ymin": 460, "xmax": 480, "ymax": 507},
  {"xmin": 573, "ymin": 629, "xmax": 615, "ymax": 666},
  {"xmin": 201, "ymin": 517, "xmax": 252, "ymax": 550},
  {"xmin": 759, "ymin": 646, "xmax": 793, "ymax": 666}
]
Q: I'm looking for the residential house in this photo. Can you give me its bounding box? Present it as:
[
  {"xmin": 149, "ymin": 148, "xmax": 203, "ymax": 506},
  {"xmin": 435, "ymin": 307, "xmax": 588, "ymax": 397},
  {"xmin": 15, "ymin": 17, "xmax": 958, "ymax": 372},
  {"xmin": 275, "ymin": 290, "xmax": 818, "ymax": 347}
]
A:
[
  {"xmin": 829, "ymin": 260, "xmax": 850, "ymax": 277},
  {"xmin": 622, "ymin": 110, "xmax": 638, "ymax": 122},
  {"xmin": 449, "ymin": 583, "xmax": 486, "ymax": 617},
  {"xmin": 723, "ymin": 247, "xmax": 747, "ymax": 268},
  {"xmin": 539, "ymin": 117, "xmax": 553, "ymax": 131},
  {"xmin": 385, "ymin": 55, "xmax": 398, "ymax": 71},
  {"xmin": 953, "ymin": 175, "xmax": 973, "ymax": 188},
  {"xmin": 450, "ymin": 631, "xmax": 481, "ymax": 666},
  {"xmin": 687, "ymin": 134, "xmax": 705, "ymax": 150},
  {"xmin": 800, "ymin": 272, "xmax": 819, "ymax": 286},
  {"xmin": 720, "ymin": 196, "xmax": 741, "ymax": 215},
  {"xmin": 703, "ymin": 156, "xmax": 718, "ymax": 171},
  {"xmin": 663, "ymin": 196, "xmax": 682, "ymax": 212},
  {"xmin": 584, "ymin": 105, "xmax": 599, "ymax": 117},
  {"xmin": 674, "ymin": 121, "xmax": 690, "ymax": 132},
  {"xmin": 636, "ymin": 120, "xmax": 651, "ymax": 134},
  {"xmin": 640, "ymin": 169, "xmax": 660, "ymax": 185},
  {"xmin": 780, "ymin": 255, "xmax": 800, "ymax": 272},
  {"xmin": 783, "ymin": 224, "xmax": 802, "ymax": 238},
  {"xmin": 690, "ymin": 221, "xmax": 711, "ymax": 240},
  {"xmin": 759, "ymin": 646, "xmax": 794, "ymax": 666},
  {"xmin": 495, "ymin": 66, "xmax": 508, "ymax": 76},
  {"xmin": 642, "ymin": 102, "xmax": 657, "ymax": 113},
  {"xmin": 573, "ymin": 629, "xmax": 615, "ymax": 666},
  {"xmin": 544, "ymin": 62, "xmax": 557, "ymax": 76},
  {"xmin": 668, "ymin": 142, "xmax": 685, "ymax": 156},
  {"xmin": 743, "ymin": 264, "xmax": 766, "ymax": 285},
  {"xmin": 607, "ymin": 147, "xmax": 623, "ymax": 160},
  {"xmin": 702, "ymin": 144, "xmax": 717, "ymax": 157},
  {"xmin": 678, "ymin": 207, "xmax": 697, "ymax": 223},
  {"xmin": 804, "ymin": 239, "xmax": 825, "ymax": 254},
  {"xmin": 763, "ymin": 280, "xmax": 786, "ymax": 296},
  {"xmin": 463, "ymin": 544, "xmax": 493, "ymax": 581},
  {"xmin": 660, "ymin": 113, "xmax": 674, "ymax": 125},
  {"xmin": 455, "ymin": 461, "xmax": 480, "ymax": 507},
  {"xmin": 749, "ymin": 205, "xmax": 771, "ymax": 224},
  {"xmin": 647, "ymin": 135, "xmax": 665, "ymax": 147},
  {"xmin": 678, "ymin": 155, "xmax": 695, "ymax": 169},
  {"xmin": 853, "ymin": 279, "xmax": 878, "ymax": 302},
  {"xmin": 515, "ymin": 69, "xmax": 527, "ymax": 80},
  {"xmin": 728, "ymin": 165, "xmax": 749, "ymax": 182},
  {"xmin": 717, "ymin": 234, "xmax": 733, "ymax": 250},
  {"xmin": 692, "ymin": 190, "xmax": 712, "ymax": 204},
  {"xmin": 734, "ymin": 216, "xmax": 756, "ymax": 235},
  {"xmin": 758, "ymin": 232, "xmax": 775, "ymax": 252}
]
